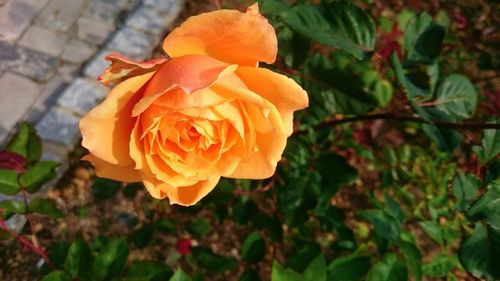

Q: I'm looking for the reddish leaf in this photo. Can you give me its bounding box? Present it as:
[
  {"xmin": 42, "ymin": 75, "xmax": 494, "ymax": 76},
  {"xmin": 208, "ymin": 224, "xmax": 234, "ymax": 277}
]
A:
[{"xmin": 0, "ymin": 151, "xmax": 28, "ymax": 173}]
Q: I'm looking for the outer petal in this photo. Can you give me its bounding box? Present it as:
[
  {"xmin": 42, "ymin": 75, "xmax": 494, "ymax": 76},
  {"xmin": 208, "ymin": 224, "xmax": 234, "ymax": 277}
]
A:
[
  {"xmin": 166, "ymin": 176, "xmax": 221, "ymax": 206},
  {"xmin": 80, "ymin": 72, "xmax": 154, "ymax": 166},
  {"xmin": 83, "ymin": 154, "xmax": 141, "ymax": 182},
  {"xmin": 142, "ymin": 176, "xmax": 220, "ymax": 206},
  {"xmin": 235, "ymin": 67, "xmax": 309, "ymax": 136},
  {"xmin": 132, "ymin": 55, "xmax": 235, "ymax": 116},
  {"xmin": 99, "ymin": 54, "xmax": 167, "ymax": 87},
  {"xmin": 162, "ymin": 4, "xmax": 277, "ymax": 66}
]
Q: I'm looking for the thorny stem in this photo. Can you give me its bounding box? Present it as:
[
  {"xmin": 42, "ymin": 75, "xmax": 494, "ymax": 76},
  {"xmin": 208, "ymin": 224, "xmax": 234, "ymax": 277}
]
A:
[
  {"xmin": 292, "ymin": 111, "xmax": 500, "ymax": 136},
  {"xmin": 0, "ymin": 211, "xmax": 55, "ymax": 270},
  {"xmin": 21, "ymin": 188, "xmax": 39, "ymax": 247}
]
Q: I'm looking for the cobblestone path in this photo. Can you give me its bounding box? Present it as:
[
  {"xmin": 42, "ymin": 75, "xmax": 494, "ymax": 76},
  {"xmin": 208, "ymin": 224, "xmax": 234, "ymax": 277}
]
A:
[{"xmin": 0, "ymin": 0, "xmax": 184, "ymax": 162}]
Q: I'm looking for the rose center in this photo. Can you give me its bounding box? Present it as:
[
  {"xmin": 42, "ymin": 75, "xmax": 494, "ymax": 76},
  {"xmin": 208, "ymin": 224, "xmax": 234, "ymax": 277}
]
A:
[{"xmin": 187, "ymin": 126, "xmax": 200, "ymax": 138}]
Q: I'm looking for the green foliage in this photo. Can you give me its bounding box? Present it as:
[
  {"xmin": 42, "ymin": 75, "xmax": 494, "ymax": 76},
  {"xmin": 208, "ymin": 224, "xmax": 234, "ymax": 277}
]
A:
[
  {"xmin": 272, "ymin": 257, "xmax": 329, "ymax": 281},
  {"xmin": 92, "ymin": 178, "xmax": 122, "ymax": 200},
  {"xmin": 282, "ymin": 2, "xmax": 375, "ymax": 60},
  {"xmin": 459, "ymin": 223, "xmax": 500, "ymax": 279},
  {"xmin": 0, "ymin": 169, "xmax": 20, "ymax": 195},
  {"xmin": 5, "ymin": 122, "xmax": 42, "ymax": 163},
  {"xmin": 241, "ymin": 231, "xmax": 265, "ymax": 263},
  {"xmin": 125, "ymin": 261, "xmax": 172, "ymax": 281},
  {"xmin": 64, "ymin": 240, "xmax": 91, "ymax": 279},
  {"xmin": 473, "ymin": 118, "xmax": 500, "ymax": 164},
  {"xmin": 366, "ymin": 254, "xmax": 408, "ymax": 281},
  {"xmin": 191, "ymin": 247, "xmax": 237, "ymax": 273},
  {"xmin": 20, "ymin": 161, "xmax": 59, "ymax": 193},
  {"xmin": 327, "ymin": 254, "xmax": 371, "ymax": 281},
  {"xmin": 41, "ymin": 271, "xmax": 72, "ymax": 281},
  {"xmin": 403, "ymin": 13, "xmax": 445, "ymax": 66},
  {"xmin": 452, "ymin": 173, "xmax": 481, "ymax": 211},
  {"xmin": 28, "ymin": 198, "xmax": 64, "ymax": 218},
  {"xmin": 92, "ymin": 239, "xmax": 129, "ymax": 281}
]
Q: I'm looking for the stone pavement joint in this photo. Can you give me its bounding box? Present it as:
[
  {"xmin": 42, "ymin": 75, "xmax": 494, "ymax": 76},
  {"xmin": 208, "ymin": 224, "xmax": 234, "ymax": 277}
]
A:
[{"xmin": 57, "ymin": 78, "xmax": 108, "ymax": 116}]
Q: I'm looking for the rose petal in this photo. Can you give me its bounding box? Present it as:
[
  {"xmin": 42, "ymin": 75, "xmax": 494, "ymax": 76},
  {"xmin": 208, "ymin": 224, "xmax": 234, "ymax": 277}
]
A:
[
  {"xmin": 80, "ymin": 72, "xmax": 154, "ymax": 166},
  {"xmin": 82, "ymin": 154, "xmax": 141, "ymax": 182},
  {"xmin": 215, "ymin": 87, "xmax": 287, "ymax": 179},
  {"xmin": 235, "ymin": 67, "xmax": 309, "ymax": 135},
  {"xmin": 131, "ymin": 55, "xmax": 235, "ymax": 117},
  {"xmin": 162, "ymin": 4, "xmax": 277, "ymax": 66},
  {"xmin": 99, "ymin": 53, "xmax": 167, "ymax": 87},
  {"xmin": 166, "ymin": 176, "xmax": 221, "ymax": 206}
]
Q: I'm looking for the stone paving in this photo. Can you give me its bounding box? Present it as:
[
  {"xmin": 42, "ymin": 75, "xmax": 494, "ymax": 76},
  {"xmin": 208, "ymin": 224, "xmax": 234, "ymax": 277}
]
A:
[{"xmin": 0, "ymin": 0, "xmax": 184, "ymax": 161}]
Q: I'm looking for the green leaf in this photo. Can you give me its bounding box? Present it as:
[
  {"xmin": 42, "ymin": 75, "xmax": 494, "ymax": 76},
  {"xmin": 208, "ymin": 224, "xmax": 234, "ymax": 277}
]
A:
[
  {"xmin": 240, "ymin": 269, "xmax": 260, "ymax": 281},
  {"xmin": 360, "ymin": 209, "xmax": 401, "ymax": 242},
  {"xmin": 486, "ymin": 160, "xmax": 500, "ymax": 184},
  {"xmin": 327, "ymin": 254, "xmax": 371, "ymax": 281},
  {"xmin": 125, "ymin": 261, "xmax": 172, "ymax": 281},
  {"xmin": 47, "ymin": 242, "xmax": 71, "ymax": 270},
  {"xmin": 28, "ymin": 198, "xmax": 63, "ymax": 218},
  {"xmin": 169, "ymin": 269, "xmax": 191, "ymax": 281},
  {"xmin": 423, "ymin": 75, "xmax": 477, "ymax": 121},
  {"xmin": 0, "ymin": 168, "xmax": 20, "ymax": 195},
  {"xmin": 122, "ymin": 183, "xmax": 143, "ymax": 199},
  {"xmin": 64, "ymin": 239, "xmax": 91, "ymax": 279},
  {"xmin": 278, "ymin": 170, "xmax": 321, "ymax": 226},
  {"xmin": 92, "ymin": 178, "xmax": 122, "ymax": 200},
  {"xmin": 92, "ymin": 239, "xmax": 129, "ymax": 281},
  {"xmin": 466, "ymin": 180, "xmax": 500, "ymax": 228},
  {"xmin": 392, "ymin": 55, "xmax": 438, "ymax": 100},
  {"xmin": 232, "ymin": 197, "xmax": 257, "ymax": 225},
  {"xmin": 473, "ymin": 118, "xmax": 500, "ymax": 164},
  {"xmin": 317, "ymin": 153, "xmax": 358, "ymax": 195},
  {"xmin": 241, "ymin": 231, "xmax": 265, "ymax": 264},
  {"xmin": 398, "ymin": 239, "xmax": 423, "ymax": 281},
  {"xmin": 419, "ymin": 221, "xmax": 444, "ymax": 244},
  {"xmin": 452, "ymin": 173, "xmax": 481, "ymax": 211},
  {"xmin": 422, "ymin": 254, "xmax": 455, "ymax": 278},
  {"xmin": 281, "ymin": 3, "xmax": 375, "ymax": 60},
  {"xmin": 192, "ymin": 247, "xmax": 236, "ymax": 273},
  {"xmin": 257, "ymin": 0, "xmax": 287, "ymax": 17},
  {"xmin": 366, "ymin": 254, "xmax": 408, "ymax": 281},
  {"xmin": 403, "ymin": 13, "xmax": 445, "ymax": 66},
  {"xmin": 304, "ymin": 254, "xmax": 327, "ymax": 281},
  {"xmin": 155, "ymin": 219, "xmax": 176, "ymax": 233},
  {"xmin": 20, "ymin": 161, "xmax": 59, "ymax": 193},
  {"xmin": 422, "ymin": 125, "xmax": 460, "ymax": 152},
  {"xmin": 131, "ymin": 224, "xmax": 154, "ymax": 248},
  {"xmin": 6, "ymin": 122, "xmax": 42, "ymax": 162},
  {"xmin": 459, "ymin": 223, "xmax": 500, "ymax": 279},
  {"xmin": 0, "ymin": 200, "xmax": 25, "ymax": 214},
  {"xmin": 41, "ymin": 271, "xmax": 72, "ymax": 281},
  {"xmin": 303, "ymin": 54, "xmax": 379, "ymax": 119},
  {"xmin": 384, "ymin": 194, "xmax": 404, "ymax": 223},
  {"xmin": 271, "ymin": 260, "xmax": 301, "ymax": 281},
  {"xmin": 186, "ymin": 219, "xmax": 211, "ymax": 237},
  {"xmin": 287, "ymin": 243, "xmax": 321, "ymax": 273}
]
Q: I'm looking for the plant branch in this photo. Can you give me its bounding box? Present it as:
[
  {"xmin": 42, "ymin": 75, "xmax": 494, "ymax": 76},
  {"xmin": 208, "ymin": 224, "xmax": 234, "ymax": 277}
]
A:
[
  {"xmin": 0, "ymin": 212, "xmax": 55, "ymax": 270},
  {"xmin": 21, "ymin": 188, "xmax": 39, "ymax": 247},
  {"xmin": 293, "ymin": 111, "xmax": 500, "ymax": 136}
]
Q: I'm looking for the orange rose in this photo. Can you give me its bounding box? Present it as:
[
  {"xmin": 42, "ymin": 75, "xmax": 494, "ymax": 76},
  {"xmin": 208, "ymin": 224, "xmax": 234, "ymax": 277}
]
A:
[{"xmin": 79, "ymin": 4, "xmax": 308, "ymax": 206}]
